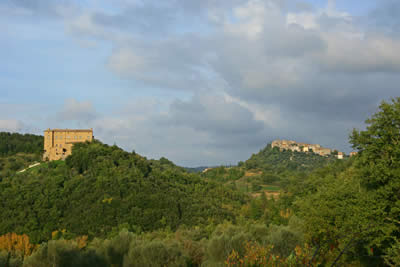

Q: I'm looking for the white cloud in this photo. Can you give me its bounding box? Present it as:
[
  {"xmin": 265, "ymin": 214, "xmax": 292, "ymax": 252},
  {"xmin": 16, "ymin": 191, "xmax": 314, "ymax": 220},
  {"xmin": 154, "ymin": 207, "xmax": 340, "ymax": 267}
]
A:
[
  {"xmin": 0, "ymin": 119, "xmax": 24, "ymax": 132},
  {"xmin": 287, "ymin": 12, "xmax": 319, "ymax": 29}
]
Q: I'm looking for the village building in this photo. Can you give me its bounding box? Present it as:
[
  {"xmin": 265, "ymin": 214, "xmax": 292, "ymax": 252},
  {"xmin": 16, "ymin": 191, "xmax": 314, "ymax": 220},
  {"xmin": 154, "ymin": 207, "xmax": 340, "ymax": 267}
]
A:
[
  {"xmin": 43, "ymin": 129, "xmax": 93, "ymax": 161},
  {"xmin": 271, "ymin": 139, "xmax": 337, "ymax": 157},
  {"xmin": 350, "ymin": 152, "xmax": 358, "ymax": 157}
]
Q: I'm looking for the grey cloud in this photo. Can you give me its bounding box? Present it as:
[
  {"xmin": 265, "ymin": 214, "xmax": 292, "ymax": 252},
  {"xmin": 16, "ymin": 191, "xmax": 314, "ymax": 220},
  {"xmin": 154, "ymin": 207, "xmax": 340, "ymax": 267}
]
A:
[
  {"xmin": 368, "ymin": 0, "xmax": 400, "ymax": 34},
  {"xmin": 5, "ymin": 0, "xmax": 400, "ymax": 165},
  {"xmin": 91, "ymin": 0, "xmax": 248, "ymax": 34},
  {"xmin": 55, "ymin": 99, "xmax": 97, "ymax": 124},
  {"xmin": 165, "ymin": 93, "xmax": 265, "ymax": 136},
  {"xmin": 1, "ymin": 0, "xmax": 74, "ymax": 19},
  {"xmin": 107, "ymin": 37, "xmax": 214, "ymax": 91},
  {"xmin": 92, "ymin": 5, "xmax": 175, "ymax": 36},
  {"xmin": 85, "ymin": 94, "xmax": 269, "ymax": 166},
  {"xmin": 70, "ymin": 0, "xmax": 400, "ymax": 161}
]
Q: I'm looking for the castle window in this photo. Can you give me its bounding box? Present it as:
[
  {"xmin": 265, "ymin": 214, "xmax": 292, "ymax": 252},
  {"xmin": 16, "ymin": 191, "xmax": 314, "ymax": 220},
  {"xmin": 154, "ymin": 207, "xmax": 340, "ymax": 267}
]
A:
[{"xmin": 74, "ymin": 136, "xmax": 77, "ymax": 139}]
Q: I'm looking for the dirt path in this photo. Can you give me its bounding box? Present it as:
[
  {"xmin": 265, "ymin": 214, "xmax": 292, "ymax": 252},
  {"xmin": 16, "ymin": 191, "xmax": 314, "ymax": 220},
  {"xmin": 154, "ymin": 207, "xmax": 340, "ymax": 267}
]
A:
[{"xmin": 18, "ymin": 162, "xmax": 40, "ymax": 173}]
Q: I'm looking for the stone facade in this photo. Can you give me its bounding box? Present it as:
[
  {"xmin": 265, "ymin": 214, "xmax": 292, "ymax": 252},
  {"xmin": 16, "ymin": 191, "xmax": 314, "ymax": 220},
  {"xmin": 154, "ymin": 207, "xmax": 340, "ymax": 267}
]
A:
[
  {"xmin": 271, "ymin": 139, "xmax": 336, "ymax": 157},
  {"xmin": 43, "ymin": 129, "xmax": 93, "ymax": 161}
]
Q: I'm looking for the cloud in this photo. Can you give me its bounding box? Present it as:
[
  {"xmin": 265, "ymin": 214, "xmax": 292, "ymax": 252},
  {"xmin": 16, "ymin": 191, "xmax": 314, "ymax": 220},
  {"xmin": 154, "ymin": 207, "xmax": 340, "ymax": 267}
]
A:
[
  {"xmin": 368, "ymin": 0, "xmax": 400, "ymax": 34},
  {"xmin": 0, "ymin": 0, "xmax": 76, "ymax": 19},
  {"xmin": 55, "ymin": 99, "xmax": 97, "ymax": 124},
  {"xmin": 107, "ymin": 42, "xmax": 215, "ymax": 91},
  {"xmin": 0, "ymin": 119, "xmax": 24, "ymax": 132},
  {"xmin": 84, "ymin": 94, "xmax": 269, "ymax": 166},
  {"xmin": 166, "ymin": 93, "xmax": 264, "ymax": 135},
  {"xmin": 3, "ymin": 0, "xmax": 400, "ymax": 166}
]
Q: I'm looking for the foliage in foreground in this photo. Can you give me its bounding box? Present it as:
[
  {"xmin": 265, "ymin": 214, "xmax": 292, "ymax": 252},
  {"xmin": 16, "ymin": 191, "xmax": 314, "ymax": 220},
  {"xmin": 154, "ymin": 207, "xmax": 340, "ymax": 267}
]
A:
[{"xmin": 1, "ymin": 222, "xmax": 308, "ymax": 267}]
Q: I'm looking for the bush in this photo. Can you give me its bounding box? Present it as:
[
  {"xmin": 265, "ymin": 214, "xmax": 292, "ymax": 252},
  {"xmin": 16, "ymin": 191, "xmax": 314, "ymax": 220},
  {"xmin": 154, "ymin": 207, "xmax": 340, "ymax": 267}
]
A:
[
  {"xmin": 204, "ymin": 223, "xmax": 269, "ymax": 265},
  {"xmin": 93, "ymin": 230, "xmax": 135, "ymax": 266},
  {"xmin": 23, "ymin": 240, "xmax": 107, "ymax": 267},
  {"xmin": 266, "ymin": 224, "xmax": 303, "ymax": 258},
  {"xmin": 124, "ymin": 239, "xmax": 188, "ymax": 267}
]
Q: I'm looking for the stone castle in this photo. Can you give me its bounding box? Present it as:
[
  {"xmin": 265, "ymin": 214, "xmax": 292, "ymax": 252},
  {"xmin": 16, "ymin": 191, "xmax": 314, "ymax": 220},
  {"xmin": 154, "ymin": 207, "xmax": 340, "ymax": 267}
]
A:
[
  {"xmin": 43, "ymin": 129, "xmax": 93, "ymax": 161},
  {"xmin": 271, "ymin": 139, "xmax": 342, "ymax": 157}
]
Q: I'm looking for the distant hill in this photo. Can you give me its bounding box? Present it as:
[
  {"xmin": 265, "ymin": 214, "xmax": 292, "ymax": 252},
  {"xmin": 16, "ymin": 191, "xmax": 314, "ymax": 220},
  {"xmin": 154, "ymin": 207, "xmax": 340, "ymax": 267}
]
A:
[
  {"xmin": 244, "ymin": 143, "xmax": 338, "ymax": 172},
  {"xmin": 0, "ymin": 141, "xmax": 246, "ymax": 243},
  {"xmin": 202, "ymin": 143, "xmax": 342, "ymax": 195}
]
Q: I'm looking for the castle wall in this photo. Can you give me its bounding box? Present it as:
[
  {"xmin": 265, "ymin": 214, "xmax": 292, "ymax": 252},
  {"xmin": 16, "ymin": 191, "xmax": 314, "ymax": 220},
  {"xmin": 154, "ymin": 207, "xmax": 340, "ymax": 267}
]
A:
[{"xmin": 43, "ymin": 129, "xmax": 93, "ymax": 161}]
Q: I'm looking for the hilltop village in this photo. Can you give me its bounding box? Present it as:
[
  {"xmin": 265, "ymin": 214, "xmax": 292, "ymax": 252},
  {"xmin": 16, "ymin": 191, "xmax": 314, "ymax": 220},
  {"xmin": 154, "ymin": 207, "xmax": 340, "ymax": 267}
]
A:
[{"xmin": 271, "ymin": 139, "xmax": 348, "ymax": 159}]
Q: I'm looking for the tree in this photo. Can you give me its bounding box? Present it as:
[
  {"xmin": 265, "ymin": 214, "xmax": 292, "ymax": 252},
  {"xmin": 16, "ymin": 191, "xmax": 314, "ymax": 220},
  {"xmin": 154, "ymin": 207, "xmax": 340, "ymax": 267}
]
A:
[{"xmin": 350, "ymin": 97, "xmax": 400, "ymax": 263}]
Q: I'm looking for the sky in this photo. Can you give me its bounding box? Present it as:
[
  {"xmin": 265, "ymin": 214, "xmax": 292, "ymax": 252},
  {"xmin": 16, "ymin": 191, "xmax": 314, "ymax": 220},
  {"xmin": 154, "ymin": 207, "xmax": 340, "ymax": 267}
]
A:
[{"xmin": 1, "ymin": 0, "xmax": 399, "ymax": 167}]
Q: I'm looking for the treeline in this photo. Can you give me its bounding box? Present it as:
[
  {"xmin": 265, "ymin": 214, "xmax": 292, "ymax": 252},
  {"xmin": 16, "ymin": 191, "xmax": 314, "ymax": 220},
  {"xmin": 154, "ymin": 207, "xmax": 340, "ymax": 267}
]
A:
[{"xmin": 0, "ymin": 132, "xmax": 43, "ymax": 156}]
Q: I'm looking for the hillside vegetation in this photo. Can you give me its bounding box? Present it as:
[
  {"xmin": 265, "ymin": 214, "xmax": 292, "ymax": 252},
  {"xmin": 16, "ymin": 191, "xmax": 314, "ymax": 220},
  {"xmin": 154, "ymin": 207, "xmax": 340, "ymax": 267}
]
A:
[{"xmin": 0, "ymin": 141, "xmax": 246, "ymax": 244}]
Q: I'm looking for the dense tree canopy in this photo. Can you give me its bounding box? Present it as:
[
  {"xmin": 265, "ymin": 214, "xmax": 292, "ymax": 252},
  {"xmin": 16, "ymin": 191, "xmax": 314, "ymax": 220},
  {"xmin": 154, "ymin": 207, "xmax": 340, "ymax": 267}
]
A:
[{"xmin": 0, "ymin": 132, "xmax": 43, "ymax": 156}]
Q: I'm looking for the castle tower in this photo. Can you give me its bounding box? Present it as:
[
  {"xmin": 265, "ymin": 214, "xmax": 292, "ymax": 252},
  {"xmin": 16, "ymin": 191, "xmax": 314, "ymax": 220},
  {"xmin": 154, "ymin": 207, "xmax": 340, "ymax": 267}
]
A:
[{"xmin": 43, "ymin": 129, "xmax": 93, "ymax": 161}]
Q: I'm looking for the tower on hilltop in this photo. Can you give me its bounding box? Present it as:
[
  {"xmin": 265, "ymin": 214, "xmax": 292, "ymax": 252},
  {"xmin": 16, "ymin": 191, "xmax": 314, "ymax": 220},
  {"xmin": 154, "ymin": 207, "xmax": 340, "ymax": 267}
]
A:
[{"xmin": 43, "ymin": 128, "xmax": 93, "ymax": 161}]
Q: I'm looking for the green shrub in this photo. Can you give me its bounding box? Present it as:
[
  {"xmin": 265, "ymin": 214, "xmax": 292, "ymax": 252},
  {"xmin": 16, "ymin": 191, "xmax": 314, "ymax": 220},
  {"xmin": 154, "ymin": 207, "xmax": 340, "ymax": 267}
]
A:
[
  {"xmin": 266, "ymin": 224, "xmax": 303, "ymax": 258},
  {"xmin": 124, "ymin": 239, "xmax": 188, "ymax": 267},
  {"xmin": 23, "ymin": 240, "xmax": 106, "ymax": 267}
]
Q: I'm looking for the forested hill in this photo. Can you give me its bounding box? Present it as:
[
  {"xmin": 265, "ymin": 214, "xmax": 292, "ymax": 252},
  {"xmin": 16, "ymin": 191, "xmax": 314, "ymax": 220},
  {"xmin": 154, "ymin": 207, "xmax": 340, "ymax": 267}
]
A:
[
  {"xmin": 243, "ymin": 143, "xmax": 338, "ymax": 172},
  {"xmin": 0, "ymin": 132, "xmax": 43, "ymax": 156},
  {"xmin": 0, "ymin": 141, "xmax": 246, "ymax": 243},
  {"xmin": 201, "ymin": 143, "xmax": 342, "ymax": 196}
]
